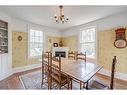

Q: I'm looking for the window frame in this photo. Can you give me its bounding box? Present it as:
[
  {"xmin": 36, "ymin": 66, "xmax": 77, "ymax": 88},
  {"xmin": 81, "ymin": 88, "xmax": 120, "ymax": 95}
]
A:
[
  {"xmin": 28, "ymin": 28, "xmax": 44, "ymax": 58},
  {"xmin": 78, "ymin": 26, "xmax": 97, "ymax": 59}
]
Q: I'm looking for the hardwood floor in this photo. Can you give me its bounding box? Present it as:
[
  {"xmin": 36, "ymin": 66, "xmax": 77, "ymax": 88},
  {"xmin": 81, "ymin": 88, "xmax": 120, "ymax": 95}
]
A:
[
  {"xmin": 0, "ymin": 68, "xmax": 127, "ymax": 89},
  {"xmin": 95, "ymin": 73, "xmax": 127, "ymax": 89}
]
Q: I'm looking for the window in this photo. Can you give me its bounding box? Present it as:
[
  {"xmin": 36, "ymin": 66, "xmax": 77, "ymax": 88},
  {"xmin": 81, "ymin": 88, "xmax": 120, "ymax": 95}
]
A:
[
  {"xmin": 29, "ymin": 29, "xmax": 44, "ymax": 57},
  {"xmin": 79, "ymin": 27, "xmax": 96, "ymax": 58}
]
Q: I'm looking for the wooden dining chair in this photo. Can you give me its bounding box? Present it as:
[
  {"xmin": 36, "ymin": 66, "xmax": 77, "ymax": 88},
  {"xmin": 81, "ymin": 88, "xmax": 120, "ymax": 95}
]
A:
[
  {"xmin": 76, "ymin": 52, "xmax": 86, "ymax": 62},
  {"xmin": 48, "ymin": 55, "xmax": 72, "ymax": 89},
  {"xmin": 86, "ymin": 56, "xmax": 117, "ymax": 90},
  {"xmin": 41, "ymin": 51, "xmax": 51, "ymax": 88},
  {"xmin": 68, "ymin": 51, "xmax": 76, "ymax": 59}
]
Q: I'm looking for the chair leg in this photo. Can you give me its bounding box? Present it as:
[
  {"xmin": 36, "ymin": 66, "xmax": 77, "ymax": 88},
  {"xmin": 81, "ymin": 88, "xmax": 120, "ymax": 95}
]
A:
[
  {"xmin": 41, "ymin": 73, "xmax": 44, "ymax": 88},
  {"xmin": 67, "ymin": 76, "xmax": 72, "ymax": 89},
  {"xmin": 85, "ymin": 81, "xmax": 89, "ymax": 89},
  {"xmin": 48, "ymin": 75, "xmax": 52, "ymax": 89},
  {"xmin": 41, "ymin": 68, "xmax": 44, "ymax": 88},
  {"xmin": 80, "ymin": 81, "xmax": 82, "ymax": 89},
  {"xmin": 67, "ymin": 81, "xmax": 70, "ymax": 89},
  {"xmin": 83, "ymin": 82, "xmax": 85, "ymax": 89},
  {"xmin": 58, "ymin": 84, "xmax": 61, "ymax": 89},
  {"xmin": 70, "ymin": 79, "xmax": 72, "ymax": 89},
  {"xmin": 41, "ymin": 75, "xmax": 44, "ymax": 88}
]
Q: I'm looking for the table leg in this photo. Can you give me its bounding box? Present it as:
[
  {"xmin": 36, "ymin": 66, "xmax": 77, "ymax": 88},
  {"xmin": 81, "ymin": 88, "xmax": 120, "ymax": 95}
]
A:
[
  {"xmin": 80, "ymin": 81, "xmax": 82, "ymax": 89},
  {"xmin": 68, "ymin": 76, "xmax": 72, "ymax": 89},
  {"xmin": 70, "ymin": 78, "xmax": 72, "ymax": 89},
  {"xmin": 41, "ymin": 64, "xmax": 44, "ymax": 88}
]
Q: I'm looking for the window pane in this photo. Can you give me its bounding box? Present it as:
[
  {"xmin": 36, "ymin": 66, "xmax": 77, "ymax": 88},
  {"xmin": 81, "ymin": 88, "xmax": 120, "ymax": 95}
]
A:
[
  {"xmin": 81, "ymin": 28, "xmax": 95, "ymax": 43},
  {"xmin": 39, "ymin": 31, "xmax": 43, "ymax": 36},
  {"xmin": 30, "ymin": 29, "xmax": 34, "ymax": 36},
  {"xmin": 29, "ymin": 29, "xmax": 44, "ymax": 57},
  {"xmin": 80, "ymin": 27, "xmax": 96, "ymax": 58},
  {"xmin": 81, "ymin": 43, "xmax": 95, "ymax": 58},
  {"xmin": 30, "ymin": 37, "xmax": 34, "ymax": 42}
]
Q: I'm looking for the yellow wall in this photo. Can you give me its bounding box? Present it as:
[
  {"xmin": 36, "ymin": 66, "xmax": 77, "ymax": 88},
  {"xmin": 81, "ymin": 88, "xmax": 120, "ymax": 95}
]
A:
[
  {"xmin": 12, "ymin": 32, "xmax": 61, "ymax": 68},
  {"xmin": 45, "ymin": 35, "xmax": 78, "ymax": 52},
  {"xmin": 98, "ymin": 28, "xmax": 127, "ymax": 73},
  {"xmin": 12, "ymin": 32, "xmax": 77, "ymax": 68},
  {"xmin": 46, "ymin": 36, "xmax": 61, "ymax": 51},
  {"xmin": 62, "ymin": 35, "xmax": 78, "ymax": 51},
  {"xmin": 61, "ymin": 29, "xmax": 127, "ymax": 74},
  {"xmin": 12, "ymin": 28, "xmax": 127, "ymax": 74},
  {"xmin": 12, "ymin": 32, "xmax": 39, "ymax": 68}
]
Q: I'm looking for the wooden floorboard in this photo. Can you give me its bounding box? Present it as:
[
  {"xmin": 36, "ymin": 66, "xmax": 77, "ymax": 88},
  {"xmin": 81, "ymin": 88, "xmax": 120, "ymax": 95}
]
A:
[{"xmin": 0, "ymin": 68, "xmax": 127, "ymax": 89}]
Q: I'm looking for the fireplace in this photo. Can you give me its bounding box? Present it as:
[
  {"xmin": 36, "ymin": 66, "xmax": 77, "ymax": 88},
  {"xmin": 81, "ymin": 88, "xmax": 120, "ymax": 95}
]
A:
[
  {"xmin": 55, "ymin": 51, "xmax": 66, "ymax": 58},
  {"xmin": 52, "ymin": 47, "xmax": 69, "ymax": 58}
]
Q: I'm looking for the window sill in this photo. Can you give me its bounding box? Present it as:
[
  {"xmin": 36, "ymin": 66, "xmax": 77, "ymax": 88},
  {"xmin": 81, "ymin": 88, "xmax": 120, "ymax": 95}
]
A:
[
  {"xmin": 28, "ymin": 55, "xmax": 41, "ymax": 59},
  {"xmin": 87, "ymin": 56, "xmax": 95, "ymax": 59},
  {"xmin": 86, "ymin": 57, "xmax": 96, "ymax": 63}
]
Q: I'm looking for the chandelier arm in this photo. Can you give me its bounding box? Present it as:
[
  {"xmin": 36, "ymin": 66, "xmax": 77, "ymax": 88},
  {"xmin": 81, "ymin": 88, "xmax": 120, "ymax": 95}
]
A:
[{"xmin": 54, "ymin": 5, "xmax": 68, "ymax": 24}]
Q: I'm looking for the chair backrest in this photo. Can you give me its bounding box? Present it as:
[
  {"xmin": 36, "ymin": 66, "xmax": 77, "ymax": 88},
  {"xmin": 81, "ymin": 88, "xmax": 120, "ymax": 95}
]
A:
[
  {"xmin": 110, "ymin": 56, "xmax": 117, "ymax": 89},
  {"xmin": 76, "ymin": 52, "xmax": 86, "ymax": 62},
  {"xmin": 42, "ymin": 51, "xmax": 51, "ymax": 64},
  {"xmin": 50, "ymin": 55, "xmax": 62, "ymax": 82},
  {"xmin": 68, "ymin": 51, "xmax": 76, "ymax": 59},
  {"xmin": 42, "ymin": 51, "xmax": 51, "ymax": 74}
]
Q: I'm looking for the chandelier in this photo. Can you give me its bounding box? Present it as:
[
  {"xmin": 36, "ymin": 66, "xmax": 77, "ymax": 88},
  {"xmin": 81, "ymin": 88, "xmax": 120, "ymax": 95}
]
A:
[{"xmin": 54, "ymin": 6, "xmax": 69, "ymax": 24}]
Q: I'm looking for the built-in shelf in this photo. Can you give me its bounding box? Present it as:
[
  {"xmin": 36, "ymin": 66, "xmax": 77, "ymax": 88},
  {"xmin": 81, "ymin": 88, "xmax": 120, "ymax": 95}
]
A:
[
  {"xmin": 0, "ymin": 27, "xmax": 8, "ymax": 31},
  {"xmin": 0, "ymin": 36, "xmax": 8, "ymax": 38},
  {"xmin": 0, "ymin": 45, "xmax": 8, "ymax": 46},
  {"xmin": 0, "ymin": 20, "xmax": 8, "ymax": 54}
]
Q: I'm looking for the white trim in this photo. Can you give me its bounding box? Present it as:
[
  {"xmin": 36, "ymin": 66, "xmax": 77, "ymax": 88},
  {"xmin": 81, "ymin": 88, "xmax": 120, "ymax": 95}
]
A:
[
  {"xmin": 52, "ymin": 47, "xmax": 69, "ymax": 59},
  {"xmin": 0, "ymin": 63, "xmax": 41, "ymax": 81},
  {"xmin": 13, "ymin": 63, "xmax": 41, "ymax": 74},
  {"xmin": 98, "ymin": 68, "xmax": 127, "ymax": 81},
  {"xmin": 78, "ymin": 26, "xmax": 97, "ymax": 63},
  {"xmin": 0, "ymin": 12, "xmax": 12, "ymax": 81},
  {"xmin": 0, "ymin": 72, "xmax": 13, "ymax": 81},
  {"xmin": 1, "ymin": 63, "xmax": 127, "ymax": 82},
  {"xmin": 28, "ymin": 26, "xmax": 44, "ymax": 58}
]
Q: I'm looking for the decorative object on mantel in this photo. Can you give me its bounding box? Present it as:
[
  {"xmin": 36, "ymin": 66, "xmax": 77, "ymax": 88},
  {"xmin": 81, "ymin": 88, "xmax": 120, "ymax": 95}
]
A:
[
  {"xmin": 114, "ymin": 28, "xmax": 127, "ymax": 48},
  {"xmin": 59, "ymin": 40, "xmax": 63, "ymax": 47},
  {"xmin": 53, "ymin": 43, "xmax": 58, "ymax": 47},
  {"xmin": 54, "ymin": 5, "xmax": 69, "ymax": 24},
  {"xmin": 18, "ymin": 36, "xmax": 22, "ymax": 41}
]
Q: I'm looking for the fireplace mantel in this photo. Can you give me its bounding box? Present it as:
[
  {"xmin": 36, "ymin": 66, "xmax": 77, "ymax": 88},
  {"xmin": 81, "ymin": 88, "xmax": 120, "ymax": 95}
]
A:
[{"xmin": 52, "ymin": 47, "xmax": 69, "ymax": 58}]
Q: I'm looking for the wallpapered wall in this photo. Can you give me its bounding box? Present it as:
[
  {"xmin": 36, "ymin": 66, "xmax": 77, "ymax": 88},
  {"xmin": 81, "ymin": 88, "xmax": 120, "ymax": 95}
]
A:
[
  {"xmin": 61, "ymin": 28, "xmax": 127, "ymax": 73},
  {"xmin": 45, "ymin": 35, "xmax": 78, "ymax": 52},
  {"xmin": 98, "ymin": 28, "xmax": 127, "ymax": 73},
  {"xmin": 61, "ymin": 35, "xmax": 78, "ymax": 51},
  {"xmin": 12, "ymin": 28, "xmax": 127, "ymax": 74},
  {"xmin": 12, "ymin": 32, "xmax": 77, "ymax": 68},
  {"xmin": 12, "ymin": 32, "xmax": 39, "ymax": 68},
  {"xmin": 46, "ymin": 36, "xmax": 61, "ymax": 51}
]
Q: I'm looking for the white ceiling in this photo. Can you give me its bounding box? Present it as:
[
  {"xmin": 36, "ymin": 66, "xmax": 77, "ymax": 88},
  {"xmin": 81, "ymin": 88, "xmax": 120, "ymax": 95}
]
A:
[{"xmin": 0, "ymin": 6, "xmax": 127, "ymax": 31}]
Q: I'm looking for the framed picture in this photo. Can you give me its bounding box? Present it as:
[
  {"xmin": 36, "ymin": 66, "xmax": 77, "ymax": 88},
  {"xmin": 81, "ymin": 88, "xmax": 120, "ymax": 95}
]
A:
[{"xmin": 53, "ymin": 43, "xmax": 58, "ymax": 47}]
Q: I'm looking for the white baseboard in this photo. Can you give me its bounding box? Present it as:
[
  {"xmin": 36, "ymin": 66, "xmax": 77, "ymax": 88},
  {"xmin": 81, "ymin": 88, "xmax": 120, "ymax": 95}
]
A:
[
  {"xmin": 98, "ymin": 68, "xmax": 127, "ymax": 81},
  {"xmin": 13, "ymin": 63, "xmax": 41, "ymax": 74},
  {"xmin": 1, "ymin": 63, "xmax": 127, "ymax": 82},
  {"xmin": 0, "ymin": 72, "xmax": 13, "ymax": 81},
  {"xmin": 0, "ymin": 63, "xmax": 41, "ymax": 81}
]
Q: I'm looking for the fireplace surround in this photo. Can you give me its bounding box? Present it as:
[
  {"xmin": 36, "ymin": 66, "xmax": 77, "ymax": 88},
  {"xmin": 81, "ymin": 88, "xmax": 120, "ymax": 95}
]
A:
[
  {"xmin": 55, "ymin": 51, "xmax": 66, "ymax": 57},
  {"xmin": 52, "ymin": 47, "xmax": 69, "ymax": 58}
]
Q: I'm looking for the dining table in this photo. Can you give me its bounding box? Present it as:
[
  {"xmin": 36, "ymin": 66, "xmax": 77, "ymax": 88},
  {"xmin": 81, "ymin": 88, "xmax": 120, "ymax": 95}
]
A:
[{"xmin": 41, "ymin": 58, "xmax": 102, "ymax": 89}]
